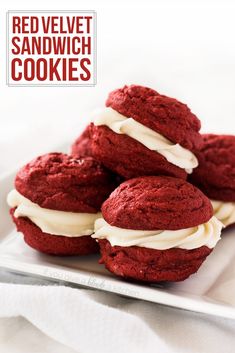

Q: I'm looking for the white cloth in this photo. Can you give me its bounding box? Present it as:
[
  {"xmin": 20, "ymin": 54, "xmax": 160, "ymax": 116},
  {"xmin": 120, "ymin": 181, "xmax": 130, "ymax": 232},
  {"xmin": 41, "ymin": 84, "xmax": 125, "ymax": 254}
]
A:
[{"xmin": 1, "ymin": 281, "xmax": 235, "ymax": 353}]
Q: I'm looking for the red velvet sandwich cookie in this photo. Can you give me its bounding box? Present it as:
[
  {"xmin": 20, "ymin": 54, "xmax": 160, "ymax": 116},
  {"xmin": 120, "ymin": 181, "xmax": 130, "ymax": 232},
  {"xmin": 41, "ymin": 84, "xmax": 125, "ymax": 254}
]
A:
[
  {"xmin": 91, "ymin": 85, "xmax": 202, "ymax": 179},
  {"xmin": 190, "ymin": 134, "xmax": 235, "ymax": 227},
  {"xmin": 92, "ymin": 176, "xmax": 223, "ymax": 282},
  {"xmin": 7, "ymin": 153, "xmax": 116, "ymax": 255},
  {"xmin": 71, "ymin": 124, "xmax": 93, "ymax": 158}
]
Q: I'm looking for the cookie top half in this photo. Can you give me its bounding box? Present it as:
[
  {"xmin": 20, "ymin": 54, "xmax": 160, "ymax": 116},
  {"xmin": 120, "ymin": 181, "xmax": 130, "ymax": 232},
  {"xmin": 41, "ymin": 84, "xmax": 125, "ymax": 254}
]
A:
[
  {"xmin": 15, "ymin": 153, "xmax": 116, "ymax": 213},
  {"xmin": 102, "ymin": 176, "xmax": 213, "ymax": 230},
  {"xmin": 106, "ymin": 84, "xmax": 202, "ymax": 151}
]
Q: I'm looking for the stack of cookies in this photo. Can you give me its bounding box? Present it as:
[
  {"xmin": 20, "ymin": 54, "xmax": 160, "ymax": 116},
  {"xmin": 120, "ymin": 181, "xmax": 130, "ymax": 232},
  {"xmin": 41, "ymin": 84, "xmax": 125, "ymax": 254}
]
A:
[{"xmin": 8, "ymin": 84, "xmax": 235, "ymax": 283}]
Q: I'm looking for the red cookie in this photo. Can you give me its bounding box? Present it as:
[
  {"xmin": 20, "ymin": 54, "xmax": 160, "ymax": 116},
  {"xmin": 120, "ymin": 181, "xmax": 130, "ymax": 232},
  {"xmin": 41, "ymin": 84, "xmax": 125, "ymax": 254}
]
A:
[
  {"xmin": 102, "ymin": 176, "xmax": 213, "ymax": 230},
  {"xmin": 190, "ymin": 134, "xmax": 235, "ymax": 201},
  {"xmin": 15, "ymin": 153, "xmax": 115, "ymax": 213},
  {"xmin": 11, "ymin": 209, "xmax": 99, "ymax": 256},
  {"xmin": 92, "ymin": 125, "xmax": 187, "ymax": 180},
  {"xmin": 11, "ymin": 153, "xmax": 116, "ymax": 255},
  {"xmin": 107, "ymin": 85, "xmax": 201, "ymax": 150},
  {"xmin": 95, "ymin": 176, "xmax": 214, "ymax": 282},
  {"xmin": 98, "ymin": 239, "xmax": 212, "ymax": 282},
  {"xmin": 92, "ymin": 84, "xmax": 202, "ymax": 179},
  {"xmin": 71, "ymin": 124, "xmax": 93, "ymax": 158}
]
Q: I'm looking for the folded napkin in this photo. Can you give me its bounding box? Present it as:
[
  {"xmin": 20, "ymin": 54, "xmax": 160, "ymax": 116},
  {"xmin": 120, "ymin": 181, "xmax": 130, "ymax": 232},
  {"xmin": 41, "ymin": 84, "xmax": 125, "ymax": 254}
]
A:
[
  {"xmin": 0, "ymin": 281, "xmax": 171, "ymax": 353},
  {"xmin": 0, "ymin": 280, "xmax": 235, "ymax": 353}
]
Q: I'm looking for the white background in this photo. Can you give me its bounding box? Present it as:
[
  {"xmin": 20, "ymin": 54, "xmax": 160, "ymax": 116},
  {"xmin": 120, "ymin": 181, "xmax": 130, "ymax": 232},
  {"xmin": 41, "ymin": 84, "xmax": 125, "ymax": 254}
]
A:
[{"xmin": 1, "ymin": 0, "xmax": 235, "ymax": 172}]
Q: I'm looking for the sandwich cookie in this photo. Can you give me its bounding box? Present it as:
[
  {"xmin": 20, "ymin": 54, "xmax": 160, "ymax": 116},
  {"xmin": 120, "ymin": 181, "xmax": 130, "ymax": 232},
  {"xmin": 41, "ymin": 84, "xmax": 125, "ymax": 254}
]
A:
[
  {"xmin": 7, "ymin": 153, "xmax": 116, "ymax": 255},
  {"xmin": 92, "ymin": 85, "xmax": 201, "ymax": 179},
  {"xmin": 92, "ymin": 176, "xmax": 223, "ymax": 282}
]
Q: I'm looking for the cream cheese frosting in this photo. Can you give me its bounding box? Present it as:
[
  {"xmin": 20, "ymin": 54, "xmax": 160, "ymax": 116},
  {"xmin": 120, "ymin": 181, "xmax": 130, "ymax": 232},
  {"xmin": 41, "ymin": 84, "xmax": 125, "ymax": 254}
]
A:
[
  {"xmin": 92, "ymin": 216, "xmax": 223, "ymax": 250},
  {"xmin": 211, "ymin": 200, "xmax": 235, "ymax": 227},
  {"xmin": 7, "ymin": 189, "xmax": 101, "ymax": 237},
  {"xmin": 93, "ymin": 107, "xmax": 198, "ymax": 173}
]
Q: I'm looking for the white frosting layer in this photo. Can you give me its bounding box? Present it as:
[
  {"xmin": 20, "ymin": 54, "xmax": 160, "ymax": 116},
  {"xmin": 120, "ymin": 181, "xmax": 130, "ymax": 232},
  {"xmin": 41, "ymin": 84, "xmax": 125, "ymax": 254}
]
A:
[
  {"xmin": 211, "ymin": 200, "xmax": 235, "ymax": 227},
  {"xmin": 7, "ymin": 189, "xmax": 101, "ymax": 237},
  {"xmin": 92, "ymin": 217, "xmax": 222, "ymax": 250},
  {"xmin": 93, "ymin": 107, "xmax": 198, "ymax": 173}
]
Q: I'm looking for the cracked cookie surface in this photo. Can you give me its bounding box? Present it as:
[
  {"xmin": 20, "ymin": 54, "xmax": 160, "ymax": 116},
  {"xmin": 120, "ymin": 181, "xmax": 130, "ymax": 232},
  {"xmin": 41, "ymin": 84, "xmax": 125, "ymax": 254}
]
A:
[
  {"xmin": 98, "ymin": 239, "xmax": 212, "ymax": 282},
  {"xmin": 190, "ymin": 134, "xmax": 235, "ymax": 201},
  {"xmin": 102, "ymin": 176, "xmax": 213, "ymax": 230},
  {"xmin": 15, "ymin": 153, "xmax": 116, "ymax": 213}
]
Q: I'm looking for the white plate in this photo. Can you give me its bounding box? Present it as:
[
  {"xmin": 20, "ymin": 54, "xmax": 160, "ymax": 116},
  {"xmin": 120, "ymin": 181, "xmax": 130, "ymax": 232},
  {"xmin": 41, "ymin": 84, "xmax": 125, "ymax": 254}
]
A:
[{"xmin": 1, "ymin": 169, "xmax": 235, "ymax": 320}]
